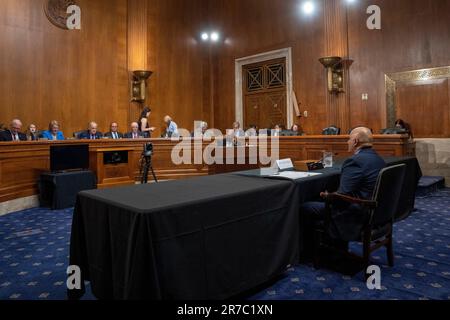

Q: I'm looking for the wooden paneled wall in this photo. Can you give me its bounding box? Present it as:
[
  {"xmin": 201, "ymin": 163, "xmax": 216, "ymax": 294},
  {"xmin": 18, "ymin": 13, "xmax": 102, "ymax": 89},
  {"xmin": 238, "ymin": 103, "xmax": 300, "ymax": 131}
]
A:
[
  {"xmin": 210, "ymin": 0, "xmax": 328, "ymax": 134},
  {"xmin": 128, "ymin": 0, "xmax": 149, "ymax": 126},
  {"xmin": 323, "ymin": 0, "xmax": 350, "ymax": 133},
  {"xmin": 0, "ymin": 0, "xmax": 129, "ymax": 137},
  {"xmin": 0, "ymin": 0, "xmax": 211, "ymax": 139},
  {"xmin": 209, "ymin": 0, "xmax": 450, "ymax": 136},
  {"xmin": 347, "ymin": 0, "xmax": 450, "ymax": 135},
  {"xmin": 1, "ymin": 0, "xmax": 449, "ymax": 138},
  {"xmin": 146, "ymin": 0, "xmax": 212, "ymax": 137}
]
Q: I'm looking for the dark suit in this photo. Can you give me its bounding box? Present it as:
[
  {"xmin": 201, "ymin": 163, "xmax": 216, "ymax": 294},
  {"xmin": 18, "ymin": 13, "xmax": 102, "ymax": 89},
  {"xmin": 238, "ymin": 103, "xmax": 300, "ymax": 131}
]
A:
[
  {"xmin": 104, "ymin": 131, "xmax": 123, "ymax": 139},
  {"xmin": 0, "ymin": 130, "xmax": 27, "ymax": 141},
  {"xmin": 123, "ymin": 132, "xmax": 145, "ymax": 139},
  {"xmin": 300, "ymin": 147, "xmax": 386, "ymax": 249},
  {"xmin": 79, "ymin": 131, "xmax": 103, "ymax": 140}
]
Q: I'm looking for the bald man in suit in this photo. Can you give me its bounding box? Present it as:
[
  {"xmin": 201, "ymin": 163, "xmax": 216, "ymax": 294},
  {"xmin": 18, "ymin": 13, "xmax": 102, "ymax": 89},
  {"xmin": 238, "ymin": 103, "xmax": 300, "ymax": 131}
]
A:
[
  {"xmin": 300, "ymin": 127, "xmax": 386, "ymax": 257},
  {"xmin": 0, "ymin": 119, "xmax": 27, "ymax": 141},
  {"xmin": 124, "ymin": 122, "xmax": 145, "ymax": 139},
  {"xmin": 79, "ymin": 122, "xmax": 103, "ymax": 140}
]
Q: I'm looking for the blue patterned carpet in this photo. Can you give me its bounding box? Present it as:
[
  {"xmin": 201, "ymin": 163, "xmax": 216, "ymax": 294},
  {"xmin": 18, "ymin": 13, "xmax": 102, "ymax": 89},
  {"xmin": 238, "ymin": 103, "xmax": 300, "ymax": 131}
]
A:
[{"xmin": 1, "ymin": 190, "xmax": 450, "ymax": 300}]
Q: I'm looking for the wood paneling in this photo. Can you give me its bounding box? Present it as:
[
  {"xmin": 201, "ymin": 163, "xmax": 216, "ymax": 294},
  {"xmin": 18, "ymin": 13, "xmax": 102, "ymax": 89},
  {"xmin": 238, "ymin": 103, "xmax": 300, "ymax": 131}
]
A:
[
  {"xmin": 396, "ymin": 79, "xmax": 450, "ymax": 138},
  {"xmin": 128, "ymin": 0, "xmax": 149, "ymax": 125},
  {"xmin": 0, "ymin": 135, "xmax": 413, "ymax": 202},
  {"xmin": 1, "ymin": 0, "xmax": 449, "ymax": 141},
  {"xmin": 209, "ymin": 0, "xmax": 328, "ymax": 134},
  {"xmin": 0, "ymin": 0, "xmax": 211, "ymax": 139},
  {"xmin": 347, "ymin": 0, "xmax": 450, "ymax": 133},
  {"xmin": 146, "ymin": 0, "xmax": 211, "ymax": 137},
  {"xmin": 210, "ymin": 0, "xmax": 450, "ymax": 136},
  {"xmin": 0, "ymin": 0, "xmax": 129, "ymax": 137},
  {"xmin": 323, "ymin": 0, "xmax": 351, "ymax": 133}
]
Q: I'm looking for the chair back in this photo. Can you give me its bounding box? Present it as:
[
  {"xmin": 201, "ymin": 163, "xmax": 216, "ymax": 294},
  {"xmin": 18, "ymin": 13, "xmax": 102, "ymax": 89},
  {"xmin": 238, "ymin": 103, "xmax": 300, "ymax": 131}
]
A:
[
  {"xmin": 380, "ymin": 128, "xmax": 407, "ymax": 134},
  {"xmin": 73, "ymin": 130, "xmax": 85, "ymax": 139},
  {"xmin": 37, "ymin": 130, "xmax": 45, "ymax": 139},
  {"xmin": 371, "ymin": 164, "xmax": 406, "ymax": 227},
  {"xmin": 322, "ymin": 126, "xmax": 340, "ymax": 135},
  {"xmin": 280, "ymin": 130, "xmax": 296, "ymax": 136}
]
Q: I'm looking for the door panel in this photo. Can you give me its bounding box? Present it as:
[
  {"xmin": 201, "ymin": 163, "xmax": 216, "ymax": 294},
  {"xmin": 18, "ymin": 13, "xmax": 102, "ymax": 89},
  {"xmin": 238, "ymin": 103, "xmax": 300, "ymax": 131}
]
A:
[
  {"xmin": 243, "ymin": 58, "xmax": 287, "ymax": 130},
  {"xmin": 396, "ymin": 79, "xmax": 450, "ymax": 138}
]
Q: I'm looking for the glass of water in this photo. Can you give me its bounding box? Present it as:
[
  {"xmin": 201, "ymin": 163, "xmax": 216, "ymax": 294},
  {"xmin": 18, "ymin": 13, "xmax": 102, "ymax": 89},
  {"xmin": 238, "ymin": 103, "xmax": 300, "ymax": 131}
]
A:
[{"xmin": 323, "ymin": 151, "xmax": 333, "ymax": 168}]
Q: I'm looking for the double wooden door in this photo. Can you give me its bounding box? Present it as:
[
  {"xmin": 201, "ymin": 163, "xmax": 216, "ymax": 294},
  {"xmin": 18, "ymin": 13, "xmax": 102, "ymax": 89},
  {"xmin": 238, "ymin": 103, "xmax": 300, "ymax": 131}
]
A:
[{"xmin": 243, "ymin": 58, "xmax": 287, "ymax": 130}]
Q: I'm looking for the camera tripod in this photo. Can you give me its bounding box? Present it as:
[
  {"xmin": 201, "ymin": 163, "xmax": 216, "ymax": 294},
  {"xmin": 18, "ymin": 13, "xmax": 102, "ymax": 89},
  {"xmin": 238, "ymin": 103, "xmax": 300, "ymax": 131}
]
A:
[{"xmin": 139, "ymin": 153, "xmax": 158, "ymax": 184}]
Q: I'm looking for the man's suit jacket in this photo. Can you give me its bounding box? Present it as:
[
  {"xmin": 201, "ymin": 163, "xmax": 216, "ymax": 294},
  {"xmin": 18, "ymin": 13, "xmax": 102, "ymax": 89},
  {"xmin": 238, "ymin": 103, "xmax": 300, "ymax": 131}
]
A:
[
  {"xmin": 0, "ymin": 130, "xmax": 27, "ymax": 141},
  {"xmin": 123, "ymin": 132, "xmax": 145, "ymax": 139},
  {"xmin": 330, "ymin": 147, "xmax": 386, "ymax": 241},
  {"xmin": 79, "ymin": 131, "xmax": 103, "ymax": 140},
  {"xmin": 104, "ymin": 131, "xmax": 123, "ymax": 139}
]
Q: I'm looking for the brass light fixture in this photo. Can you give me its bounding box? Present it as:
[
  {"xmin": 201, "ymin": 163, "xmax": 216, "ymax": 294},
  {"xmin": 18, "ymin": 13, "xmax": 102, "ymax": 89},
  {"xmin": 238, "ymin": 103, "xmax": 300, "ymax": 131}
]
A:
[
  {"xmin": 131, "ymin": 70, "xmax": 153, "ymax": 102},
  {"xmin": 319, "ymin": 56, "xmax": 352, "ymax": 94}
]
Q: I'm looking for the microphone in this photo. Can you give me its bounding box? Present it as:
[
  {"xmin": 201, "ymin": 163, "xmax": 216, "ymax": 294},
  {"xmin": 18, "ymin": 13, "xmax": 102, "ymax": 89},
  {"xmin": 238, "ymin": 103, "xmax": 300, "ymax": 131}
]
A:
[{"xmin": 307, "ymin": 153, "xmax": 339, "ymax": 171}]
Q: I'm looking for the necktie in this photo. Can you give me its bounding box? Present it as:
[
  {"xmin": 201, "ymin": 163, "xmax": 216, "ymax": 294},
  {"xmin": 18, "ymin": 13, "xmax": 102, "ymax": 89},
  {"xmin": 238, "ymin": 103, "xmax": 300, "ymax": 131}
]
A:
[
  {"xmin": 14, "ymin": 134, "xmax": 18, "ymax": 141},
  {"xmin": 114, "ymin": 133, "xmax": 117, "ymax": 139},
  {"xmin": 91, "ymin": 135, "xmax": 94, "ymax": 140}
]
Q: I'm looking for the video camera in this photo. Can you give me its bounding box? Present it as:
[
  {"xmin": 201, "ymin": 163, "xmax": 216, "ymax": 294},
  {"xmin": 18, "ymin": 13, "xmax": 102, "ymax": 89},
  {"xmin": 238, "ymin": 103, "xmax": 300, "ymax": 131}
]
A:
[
  {"xmin": 143, "ymin": 142, "xmax": 153, "ymax": 157},
  {"xmin": 140, "ymin": 142, "xmax": 157, "ymax": 183}
]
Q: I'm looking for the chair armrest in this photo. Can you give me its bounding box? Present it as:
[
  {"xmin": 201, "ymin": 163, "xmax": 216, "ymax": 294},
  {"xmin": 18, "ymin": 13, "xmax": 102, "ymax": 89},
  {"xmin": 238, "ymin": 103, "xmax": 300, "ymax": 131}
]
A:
[{"xmin": 320, "ymin": 191, "xmax": 377, "ymax": 208}]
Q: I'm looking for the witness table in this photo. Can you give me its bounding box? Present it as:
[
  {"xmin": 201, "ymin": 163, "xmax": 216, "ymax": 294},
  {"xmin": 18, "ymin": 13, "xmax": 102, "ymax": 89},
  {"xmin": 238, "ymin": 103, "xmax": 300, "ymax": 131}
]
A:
[
  {"xmin": 69, "ymin": 156, "xmax": 421, "ymax": 300},
  {"xmin": 69, "ymin": 174, "xmax": 300, "ymax": 300}
]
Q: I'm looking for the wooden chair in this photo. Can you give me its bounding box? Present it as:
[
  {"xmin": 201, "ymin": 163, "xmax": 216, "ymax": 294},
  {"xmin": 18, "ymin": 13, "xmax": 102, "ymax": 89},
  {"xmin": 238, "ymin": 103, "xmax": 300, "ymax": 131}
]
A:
[
  {"xmin": 314, "ymin": 164, "xmax": 407, "ymax": 272},
  {"xmin": 73, "ymin": 130, "xmax": 85, "ymax": 139}
]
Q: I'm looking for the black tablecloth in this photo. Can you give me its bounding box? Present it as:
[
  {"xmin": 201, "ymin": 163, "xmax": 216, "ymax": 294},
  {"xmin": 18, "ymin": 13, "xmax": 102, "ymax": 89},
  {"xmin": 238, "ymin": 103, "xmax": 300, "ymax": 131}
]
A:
[
  {"xmin": 235, "ymin": 168, "xmax": 341, "ymax": 252},
  {"xmin": 69, "ymin": 174, "xmax": 299, "ymax": 300},
  {"xmin": 39, "ymin": 170, "xmax": 96, "ymax": 210},
  {"xmin": 236, "ymin": 156, "xmax": 422, "ymax": 249}
]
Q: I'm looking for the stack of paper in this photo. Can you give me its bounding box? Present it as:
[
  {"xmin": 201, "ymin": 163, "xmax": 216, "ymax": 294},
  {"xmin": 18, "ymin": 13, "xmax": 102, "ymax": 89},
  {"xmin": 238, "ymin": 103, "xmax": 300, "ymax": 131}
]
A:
[{"xmin": 270, "ymin": 171, "xmax": 322, "ymax": 180}]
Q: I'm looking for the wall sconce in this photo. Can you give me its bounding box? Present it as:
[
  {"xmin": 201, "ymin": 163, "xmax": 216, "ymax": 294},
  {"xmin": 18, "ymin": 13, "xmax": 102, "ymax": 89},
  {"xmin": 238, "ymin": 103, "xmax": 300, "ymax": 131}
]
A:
[
  {"xmin": 131, "ymin": 70, "xmax": 152, "ymax": 102},
  {"xmin": 319, "ymin": 57, "xmax": 353, "ymax": 94}
]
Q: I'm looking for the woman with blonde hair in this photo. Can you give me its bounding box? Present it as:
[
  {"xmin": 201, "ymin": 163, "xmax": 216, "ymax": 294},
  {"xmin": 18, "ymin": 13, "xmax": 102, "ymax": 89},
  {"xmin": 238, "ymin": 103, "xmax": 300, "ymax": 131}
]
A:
[{"xmin": 42, "ymin": 120, "xmax": 65, "ymax": 140}]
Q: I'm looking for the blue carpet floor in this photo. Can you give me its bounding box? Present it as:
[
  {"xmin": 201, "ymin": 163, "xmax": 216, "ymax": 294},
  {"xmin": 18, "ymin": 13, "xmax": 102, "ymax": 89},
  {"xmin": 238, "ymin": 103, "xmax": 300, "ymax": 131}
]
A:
[{"xmin": 1, "ymin": 190, "xmax": 449, "ymax": 300}]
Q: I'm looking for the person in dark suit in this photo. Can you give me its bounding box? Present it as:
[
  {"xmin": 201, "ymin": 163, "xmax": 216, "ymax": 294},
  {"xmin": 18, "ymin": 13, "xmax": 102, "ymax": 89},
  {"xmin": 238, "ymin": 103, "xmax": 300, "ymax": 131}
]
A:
[
  {"xmin": 0, "ymin": 119, "xmax": 27, "ymax": 141},
  {"xmin": 104, "ymin": 122, "xmax": 123, "ymax": 139},
  {"xmin": 124, "ymin": 122, "xmax": 145, "ymax": 139},
  {"xmin": 299, "ymin": 127, "xmax": 386, "ymax": 257},
  {"xmin": 79, "ymin": 122, "xmax": 103, "ymax": 140}
]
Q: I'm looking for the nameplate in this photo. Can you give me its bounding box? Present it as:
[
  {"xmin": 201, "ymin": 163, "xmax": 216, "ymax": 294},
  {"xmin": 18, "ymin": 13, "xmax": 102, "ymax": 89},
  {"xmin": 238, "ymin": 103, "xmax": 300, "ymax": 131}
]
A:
[{"xmin": 276, "ymin": 158, "xmax": 294, "ymax": 171}]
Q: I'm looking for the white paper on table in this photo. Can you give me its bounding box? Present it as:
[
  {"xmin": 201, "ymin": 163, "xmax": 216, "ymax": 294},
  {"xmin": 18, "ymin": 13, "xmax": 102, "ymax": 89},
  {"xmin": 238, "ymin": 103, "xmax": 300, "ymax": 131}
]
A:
[
  {"xmin": 270, "ymin": 171, "xmax": 322, "ymax": 180},
  {"xmin": 276, "ymin": 159, "xmax": 294, "ymax": 171}
]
